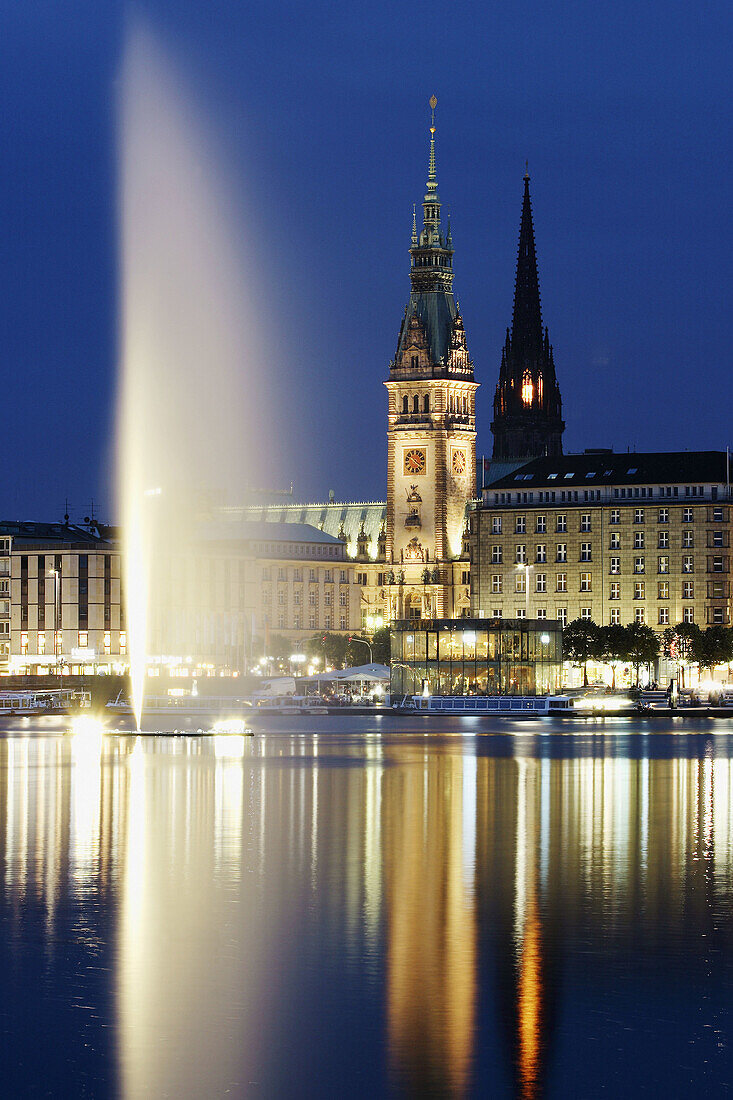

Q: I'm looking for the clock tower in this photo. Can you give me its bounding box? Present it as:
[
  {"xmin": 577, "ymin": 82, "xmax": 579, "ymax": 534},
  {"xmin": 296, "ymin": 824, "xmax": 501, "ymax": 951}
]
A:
[{"xmin": 385, "ymin": 98, "xmax": 478, "ymax": 620}]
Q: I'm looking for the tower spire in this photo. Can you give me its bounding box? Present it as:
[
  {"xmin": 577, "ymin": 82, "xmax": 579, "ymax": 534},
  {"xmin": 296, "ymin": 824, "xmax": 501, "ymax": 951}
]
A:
[
  {"xmin": 511, "ymin": 170, "xmax": 543, "ymax": 362},
  {"xmin": 490, "ymin": 172, "xmax": 564, "ymax": 461},
  {"xmin": 427, "ymin": 94, "xmax": 438, "ymax": 195}
]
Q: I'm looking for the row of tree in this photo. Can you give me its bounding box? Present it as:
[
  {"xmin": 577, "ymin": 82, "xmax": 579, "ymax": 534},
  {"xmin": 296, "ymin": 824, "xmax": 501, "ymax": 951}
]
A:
[{"xmin": 562, "ymin": 618, "xmax": 733, "ymax": 686}]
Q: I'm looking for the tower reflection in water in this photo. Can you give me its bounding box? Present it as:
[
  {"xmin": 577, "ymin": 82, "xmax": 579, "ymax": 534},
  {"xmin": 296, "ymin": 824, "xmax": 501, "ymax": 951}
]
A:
[{"xmin": 0, "ymin": 730, "xmax": 732, "ymax": 1096}]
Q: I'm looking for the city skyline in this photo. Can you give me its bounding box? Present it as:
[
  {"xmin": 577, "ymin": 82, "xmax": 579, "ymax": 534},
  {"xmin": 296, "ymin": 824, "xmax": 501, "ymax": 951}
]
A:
[{"xmin": 2, "ymin": 2, "xmax": 730, "ymax": 520}]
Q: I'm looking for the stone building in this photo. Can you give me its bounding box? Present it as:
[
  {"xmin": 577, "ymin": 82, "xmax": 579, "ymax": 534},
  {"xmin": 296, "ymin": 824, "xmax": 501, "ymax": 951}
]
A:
[
  {"xmin": 241, "ymin": 99, "xmax": 475, "ymax": 627},
  {"xmin": 1, "ymin": 519, "xmax": 360, "ymax": 676},
  {"xmin": 470, "ymin": 451, "xmax": 732, "ymax": 630}
]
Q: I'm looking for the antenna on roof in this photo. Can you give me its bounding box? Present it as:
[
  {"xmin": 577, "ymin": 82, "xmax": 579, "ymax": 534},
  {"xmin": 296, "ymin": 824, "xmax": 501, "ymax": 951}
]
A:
[{"xmin": 64, "ymin": 498, "xmax": 70, "ymax": 525}]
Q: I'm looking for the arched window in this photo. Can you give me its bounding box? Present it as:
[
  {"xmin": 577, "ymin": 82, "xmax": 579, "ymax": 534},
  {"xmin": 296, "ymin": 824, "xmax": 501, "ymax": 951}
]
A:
[
  {"xmin": 449, "ymin": 394, "xmax": 455, "ymax": 413},
  {"xmin": 411, "ymin": 355, "xmax": 418, "ymax": 369},
  {"xmin": 521, "ymin": 371, "xmax": 534, "ymax": 406},
  {"xmin": 462, "ymin": 395, "xmax": 467, "ymax": 414},
  {"xmin": 423, "ymin": 394, "xmax": 430, "ymax": 413},
  {"xmin": 413, "ymin": 395, "xmax": 420, "ymax": 414},
  {"xmin": 402, "ymin": 395, "xmax": 409, "ymax": 414}
]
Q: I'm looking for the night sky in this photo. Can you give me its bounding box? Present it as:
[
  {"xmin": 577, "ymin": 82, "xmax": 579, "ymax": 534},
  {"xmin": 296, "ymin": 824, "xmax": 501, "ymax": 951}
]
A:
[{"xmin": 2, "ymin": 1, "xmax": 731, "ymax": 521}]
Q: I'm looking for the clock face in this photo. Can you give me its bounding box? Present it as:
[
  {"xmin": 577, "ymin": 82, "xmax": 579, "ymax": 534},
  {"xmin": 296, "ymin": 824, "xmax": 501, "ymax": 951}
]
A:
[
  {"xmin": 452, "ymin": 449, "xmax": 467, "ymax": 475},
  {"xmin": 404, "ymin": 448, "xmax": 426, "ymax": 475}
]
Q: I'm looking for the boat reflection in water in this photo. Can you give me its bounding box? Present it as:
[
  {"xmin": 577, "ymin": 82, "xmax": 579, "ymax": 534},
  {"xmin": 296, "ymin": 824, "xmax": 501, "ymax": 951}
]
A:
[{"xmin": 0, "ymin": 722, "xmax": 732, "ymax": 1096}]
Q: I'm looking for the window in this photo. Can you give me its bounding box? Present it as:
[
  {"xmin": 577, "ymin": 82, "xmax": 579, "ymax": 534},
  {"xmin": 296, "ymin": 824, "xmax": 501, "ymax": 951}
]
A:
[
  {"xmin": 492, "ymin": 609, "xmax": 503, "ymax": 618},
  {"xmin": 712, "ymin": 507, "xmax": 724, "ymax": 522},
  {"xmin": 610, "ymin": 608, "xmax": 620, "ymax": 625},
  {"xmin": 324, "ymin": 569, "xmax": 332, "ymax": 582},
  {"xmin": 413, "ymin": 394, "xmax": 420, "ymax": 413},
  {"xmin": 402, "ymin": 395, "xmax": 409, "ymax": 413},
  {"xmin": 634, "ymin": 557, "xmax": 645, "ymax": 574},
  {"xmin": 294, "ymin": 568, "xmax": 302, "ymax": 582},
  {"xmin": 325, "ymin": 591, "xmax": 332, "ymax": 605},
  {"xmin": 515, "ymin": 545, "xmax": 527, "ymax": 564},
  {"xmin": 634, "ymin": 581, "xmax": 645, "ymax": 599},
  {"xmin": 515, "ymin": 516, "xmax": 526, "ymax": 534},
  {"xmin": 610, "ymin": 509, "xmax": 620, "ymax": 524},
  {"xmin": 580, "ymin": 607, "xmax": 592, "ymax": 620},
  {"xmin": 683, "ymin": 508, "xmax": 693, "ymax": 523},
  {"xmin": 634, "ymin": 509, "xmax": 645, "ymax": 524},
  {"xmin": 683, "ymin": 607, "xmax": 694, "ymax": 624},
  {"xmin": 340, "ymin": 569, "xmax": 347, "ymax": 583},
  {"xmin": 683, "ymin": 530, "xmax": 694, "ymax": 548},
  {"xmin": 537, "ymin": 608, "xmax": 547, "ymax": 619},
  {"xmin": 556, "ymin": 515, "xmax": 567, "ymax": 532},
  {"xmin": 516, "ymin": 608, "xmax": 527, "ymax": 619},
  {"xmin": 556, "ymin": 544, "xmax": 567, "ymax": 563},
  {"xmin": 278, "ymin": 568, "xmax": 286, "ymax": 581},
  {"xmin": 339, "ymin": 592, "xmax": 347, "ymax": 606},
  {"xmin": 536, "ymin": 515, "xmax": 546, "ymax": 533},
  {"xmin": 536, "ymin": 573, "xmax": 546, "ymax": 593},
  {"xmin": 309, "ymin": 592, "xmax": 316, "ymax": 606},
  {"xmin": 580, "ymin": 572, "xmax": 592, "ymax": 592},
  {"xmin": 710, "ymin": 607, "xmax": 726, "ymax": 624},
  {"xmin": 340, "ymin": 616, "xmax": 347, "ymax": 630},
  {"xmin": 580, "ymin": 543, "xmax": 592, "ymax": 561},
  {"xmin": 491, "ymin": 516, "xmax": 502, "ymax": 534},
  {"xmin": 657, "ymin": 581, "xmax": 669, "ymax": 600},
  {"xmin": 325, "ymin": 614, "xmax": 331, "ymax": 629},
  {"xmin": 580, "ymin": 514, "xmax": 591, "ymax": 532},
  {"xmin": 104, "ymin": 631, "xmax": 111, "ymax": 655},
  {"xmin": 309, "ymin": 569, "xmax": 317, "ymax": 582},
  {"xmin": 610, "ymin": 582, "xmax": 620, "ymax": 600},
  {"xmin": 491, "ymin": 575, "xmax": 502, "ymax": 593},
  {"xmin": 712, "ymin": 557, "xmax": 725, "ymax": 573},
  {"xmin": 556, "ymin": 573, "xmax": 567, "ymax": 593},
  {"xmin": 658, "ymin": 556, "xmax": 669, "ymax": 574},
  {"xmin": 683, "ymin": 555, "xmax": 694, "ymax": 574},
  {"xmin": 491, "ymin": 546, "xmax": 502, "ymax": 564},
  {"xmin": 536, "ymin": 544, "xmax": 547, "ymax": 563},
  {"xmin": 610, "ymin": 561, "xmax": 621, "ymax": 579},
  {"xmin": 712, "ymin": 531, "xmax": 724, "ymax": 547},
  {"xmin": 294, "ymin": 592, "xmax": 301, "ymax": 605},
  {"xmin": 658, "ymin": 531, "xmax": 669, "ymax": 549},
  {"xmin": 119, "ymin": 631, "xmax": 127, "ymax": 655},
  {"xmin": 515, "ymin": 573, "xmax": 526, "ymax": 594},
  {"xmin": 634, "ymin": 531, "xmax": 645, "ymax": 549},
  {"xmin": 658, "ymin": 607, "xmax": 670, "ymax": 625},
  {"xmin": 557, "ymin": 608, "xmax": 568, "ymax": 627},
  {"xmin": 610, "ymin": 533, "xmax": 620, "ymax": 550},
  {"xmin": 658, "ymin": 508, "xmax": 669, "ymax": 523},
  {"xmin": 683, "ymin": 581, "xmax": 694, "ymax": 599},
  {"xmin": 78, "ymin": 631, "xmax": 88, "ymax": 648},
  {"xmin": 278, "ymin": 592, "xmax": 285, "ymax": 606},
  {"xmin": 423, "ymin": 394, "xmax": 430, "ymax": 413},
  {"xmin": 634, "ymin": 608, "xmax": 646, "ymax": 624},
  {"xmin": 309, "ymin": 615, "xmax": 316, "ymax": 630}
]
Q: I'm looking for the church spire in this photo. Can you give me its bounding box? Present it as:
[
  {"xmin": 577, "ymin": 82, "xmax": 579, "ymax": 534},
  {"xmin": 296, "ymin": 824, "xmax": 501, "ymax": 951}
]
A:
[
  {"xmin": 490, "ymin": 172, "xmax": 564, "ymax": 462},
  {"xmin": 511, "ymin": 171, "xmax": 544, "ymax": 362}
]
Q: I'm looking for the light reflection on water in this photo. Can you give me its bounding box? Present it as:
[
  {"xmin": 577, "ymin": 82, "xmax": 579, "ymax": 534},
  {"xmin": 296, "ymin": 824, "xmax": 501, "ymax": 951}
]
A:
[{"xmin": 0, "ymin": 719, "xmax": 732, "ymax": 1097}]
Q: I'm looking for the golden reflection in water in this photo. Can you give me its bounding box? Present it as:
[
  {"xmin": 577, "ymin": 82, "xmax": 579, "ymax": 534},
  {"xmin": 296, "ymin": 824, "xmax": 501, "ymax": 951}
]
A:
[
  {"xmin": 0, "ymin": 735, "xmax": 732, "ymax": 1095},
  {"xmin": 384, "ymin": 750, "xmax": 477, "ymax": 1096}
]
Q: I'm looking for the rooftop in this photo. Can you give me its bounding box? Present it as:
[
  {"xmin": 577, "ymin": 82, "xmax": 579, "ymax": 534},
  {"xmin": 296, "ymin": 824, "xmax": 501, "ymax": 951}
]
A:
[{"xmin": 486, "ymin": 450, "xmax": 731, "ymax": 491}]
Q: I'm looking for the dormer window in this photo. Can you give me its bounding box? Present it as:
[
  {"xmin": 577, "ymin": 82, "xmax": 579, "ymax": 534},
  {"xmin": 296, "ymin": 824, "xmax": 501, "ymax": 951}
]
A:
[{"xmin": 411, "ymin": 355, "xmax": 418, "ymax": 369}]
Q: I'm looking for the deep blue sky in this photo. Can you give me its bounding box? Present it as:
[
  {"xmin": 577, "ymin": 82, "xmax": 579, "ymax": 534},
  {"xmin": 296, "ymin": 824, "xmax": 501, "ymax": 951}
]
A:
[{"xmin": 2, "ymin": 1, "xmax": 731, "ymax": 520}]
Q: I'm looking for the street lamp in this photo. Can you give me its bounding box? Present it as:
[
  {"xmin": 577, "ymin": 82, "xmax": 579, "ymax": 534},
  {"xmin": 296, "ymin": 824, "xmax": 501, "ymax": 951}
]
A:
[{"xmin": 349, "ymin": 635, "xmax": 373, "ymax": 664}]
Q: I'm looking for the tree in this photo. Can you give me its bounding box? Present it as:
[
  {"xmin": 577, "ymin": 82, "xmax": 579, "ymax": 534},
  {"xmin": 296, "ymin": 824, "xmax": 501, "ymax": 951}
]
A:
[
  {"xmin": 562, "ymin": 618, "xmax": 603, "ymax": 686},
  {"xmin": 624, "ymin": 622, "xmax": 660, "ymax": 685},
  {"xmin": 370, "ymin": 626, "xmax": 391, "ymax": 666},
  {"xmin": 600, "ymin": 624, "xmax": 630, "ymax": 689},
  {"xmin": 663, "ymin": 622, "xmax": 701, "ymax": 687},
  {"xmin": 697, "ymin": 625, "xmax": 733, "ymax": 672},
  {"xmin": 304, "ymin": 632, "xmax": 348, "ymax": 669}
]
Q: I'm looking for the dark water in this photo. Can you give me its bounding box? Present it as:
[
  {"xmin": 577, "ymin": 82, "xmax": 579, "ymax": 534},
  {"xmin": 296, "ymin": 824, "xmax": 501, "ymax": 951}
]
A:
[{"xmin": 1, "ymin": 714, "xmax": 733, "ymax": 1098}]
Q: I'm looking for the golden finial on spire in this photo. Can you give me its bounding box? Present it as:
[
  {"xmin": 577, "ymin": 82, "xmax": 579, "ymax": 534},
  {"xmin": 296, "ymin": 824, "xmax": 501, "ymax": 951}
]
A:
[{"xmin": 429, "ymin": 94, "xmax": 437, "ymax": 133}]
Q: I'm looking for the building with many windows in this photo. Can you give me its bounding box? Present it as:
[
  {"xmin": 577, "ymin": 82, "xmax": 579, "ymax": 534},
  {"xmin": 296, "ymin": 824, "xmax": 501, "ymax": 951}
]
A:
[
  {"xmin": 470, "ymin": 451, "xmax": 732, "ymax": 631},
  {"xmin": 1, "ymin": 519, "xmax": 360, "ymax": 676}
]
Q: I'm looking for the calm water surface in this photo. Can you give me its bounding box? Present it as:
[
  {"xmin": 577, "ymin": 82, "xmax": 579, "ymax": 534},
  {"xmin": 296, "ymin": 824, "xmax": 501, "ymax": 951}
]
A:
[{"xmin": 1, "ymin": 714, "xmax": 732, "ymax": 1098}]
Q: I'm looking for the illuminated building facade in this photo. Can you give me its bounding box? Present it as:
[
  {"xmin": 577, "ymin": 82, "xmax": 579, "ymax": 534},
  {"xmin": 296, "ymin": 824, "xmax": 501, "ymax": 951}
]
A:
[
  {"xmin": 490, "ymin": 172, "xmax": 564, "ymax": 464},
  {"xmin": 390, "ymin": 617, "xmax": 562, "ymax": 696},
  {"xmin": 471, "ymin": 451, "xmax": 732, "ymax": 632},
  {"xmin": 2, "ymin": 519, "xmax": 360, "ymax": 675}
]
